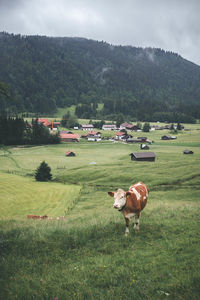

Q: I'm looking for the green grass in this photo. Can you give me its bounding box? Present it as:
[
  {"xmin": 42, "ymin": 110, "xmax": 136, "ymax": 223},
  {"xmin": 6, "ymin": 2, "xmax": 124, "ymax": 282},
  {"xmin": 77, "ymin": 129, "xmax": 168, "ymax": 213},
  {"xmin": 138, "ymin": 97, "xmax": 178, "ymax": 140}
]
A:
[
  {"xmin": 0, "ymin": 172, "xmax": 81, "ymax": 218},
  {"xmin": 0, "ymin": 124, "xmax": 200, "ymax": 299}
]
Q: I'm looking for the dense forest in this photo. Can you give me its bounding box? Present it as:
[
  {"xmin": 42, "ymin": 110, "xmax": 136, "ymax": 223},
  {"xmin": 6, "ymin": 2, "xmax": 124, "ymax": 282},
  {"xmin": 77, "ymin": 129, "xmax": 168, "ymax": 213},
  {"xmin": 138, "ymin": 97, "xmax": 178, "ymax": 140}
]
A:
[{"xmin": 0, "ymin": 32, "xmax": 200, "ymax": 122}]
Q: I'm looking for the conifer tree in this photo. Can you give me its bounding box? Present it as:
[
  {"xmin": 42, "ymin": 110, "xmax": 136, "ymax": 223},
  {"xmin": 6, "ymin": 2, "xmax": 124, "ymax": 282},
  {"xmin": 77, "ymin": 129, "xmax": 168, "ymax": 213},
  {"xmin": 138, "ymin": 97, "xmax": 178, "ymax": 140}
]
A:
[{"xmin": 35, "ymin": 161, "xmax": 52, "ymax": 182}]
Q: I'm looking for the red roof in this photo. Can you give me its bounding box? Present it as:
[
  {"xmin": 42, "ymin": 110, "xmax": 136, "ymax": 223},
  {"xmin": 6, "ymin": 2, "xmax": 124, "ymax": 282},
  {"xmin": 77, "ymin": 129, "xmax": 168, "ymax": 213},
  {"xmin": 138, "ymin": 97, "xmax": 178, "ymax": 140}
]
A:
[
  {"xmin": 88, "ymin": 131, "xmax": 98, "ymax": 135},
  {"xmin": 60, "ymin": 133, "xmax": 79, "ymax": 139},
  {"xmin": 66, "ymin": 150, "xmax": 72, "ymax": 155},
  {"xmin": 116, "ymin": 131, "xmax": 125, "ymax": 136}
]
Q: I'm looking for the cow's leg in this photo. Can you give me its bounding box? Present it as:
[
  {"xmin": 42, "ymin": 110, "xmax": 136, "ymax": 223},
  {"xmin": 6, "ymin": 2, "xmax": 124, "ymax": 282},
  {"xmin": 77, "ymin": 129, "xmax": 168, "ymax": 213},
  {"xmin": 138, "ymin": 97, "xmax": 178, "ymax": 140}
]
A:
[
  {"xmin": 125, "ymin": 217, "xmax": 130, "ymax": 236},
  {"xmin": 134, "ymin": 212, "xmax": 140, "ymax": 231}
]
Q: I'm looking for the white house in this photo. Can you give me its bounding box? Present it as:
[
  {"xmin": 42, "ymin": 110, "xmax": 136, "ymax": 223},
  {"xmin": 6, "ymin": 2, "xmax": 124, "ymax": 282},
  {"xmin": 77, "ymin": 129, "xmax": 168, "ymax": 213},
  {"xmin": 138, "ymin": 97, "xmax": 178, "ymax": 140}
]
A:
[{"xmin": 102, "ymin": 124, "xmax": 117, "ymax": 130}]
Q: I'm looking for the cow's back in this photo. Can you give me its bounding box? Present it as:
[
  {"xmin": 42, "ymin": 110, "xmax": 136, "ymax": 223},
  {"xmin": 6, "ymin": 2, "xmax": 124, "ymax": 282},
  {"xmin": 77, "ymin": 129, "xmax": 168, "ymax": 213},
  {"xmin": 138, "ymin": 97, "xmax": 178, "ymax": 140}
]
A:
[{"xmin": 126, "ymin": 182, "xmax": 148, "ymax": 212}]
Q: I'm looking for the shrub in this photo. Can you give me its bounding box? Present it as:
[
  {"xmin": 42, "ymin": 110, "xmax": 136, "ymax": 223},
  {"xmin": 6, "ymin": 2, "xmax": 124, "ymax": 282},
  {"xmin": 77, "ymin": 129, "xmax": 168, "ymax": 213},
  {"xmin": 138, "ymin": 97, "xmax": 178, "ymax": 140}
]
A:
[{"xmin": 35, "ymin": 161, "xmax": 52, "ymax": 182}]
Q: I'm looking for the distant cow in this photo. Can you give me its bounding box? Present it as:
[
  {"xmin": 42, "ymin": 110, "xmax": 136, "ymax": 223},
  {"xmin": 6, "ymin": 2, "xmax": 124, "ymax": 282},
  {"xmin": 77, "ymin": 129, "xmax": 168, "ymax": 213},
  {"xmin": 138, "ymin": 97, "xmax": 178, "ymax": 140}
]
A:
[{"xmin": 108, "ymin": 182, "xmax": 149, "ymax": 235}]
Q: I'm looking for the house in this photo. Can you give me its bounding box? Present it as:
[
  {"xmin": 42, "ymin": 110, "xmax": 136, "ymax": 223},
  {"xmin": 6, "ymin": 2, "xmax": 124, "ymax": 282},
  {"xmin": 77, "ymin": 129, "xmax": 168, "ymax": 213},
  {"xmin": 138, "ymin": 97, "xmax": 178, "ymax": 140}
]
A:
[
  {"xmin": 88, "ymin": 131, "xmax": 101, "ymax": 137},
  {"xmin": 120, "ymin": 122, "xmax": 134, "ymax": 130},
  {"xmin": 140, "ymin": 144, "xmax": 150, "ymax": 150},
  {"xmin": 60, "ymin": 133, "xmax": 79, "ymax": 142},
  {"xmin": 102, "ymin": 124, "xmax": 117, "ymax": 130},
  {"xmin": 38, "ymin": 118, "xmax": 60, "ymax": 130},
  {"xmin": 183, "ymin": 150, "xmax": 194, "ymax": 154},
  {"xmin": 65, "ymin": 150, "xmax": 76, "ymax": 156},
  {"xmin": 126, "ymin": 124, "xmax": 134, "ymax": 130},
  {"xmin": 81, "ymin": 124, "xmax": 94, "ymax": 130},
  {"xmin": 115, "ymin": 131, "xmax": 126, "ymax": 140},
  {"xmin": 129, "ymin": 152, "xmax": 156, "ymax": 162}
]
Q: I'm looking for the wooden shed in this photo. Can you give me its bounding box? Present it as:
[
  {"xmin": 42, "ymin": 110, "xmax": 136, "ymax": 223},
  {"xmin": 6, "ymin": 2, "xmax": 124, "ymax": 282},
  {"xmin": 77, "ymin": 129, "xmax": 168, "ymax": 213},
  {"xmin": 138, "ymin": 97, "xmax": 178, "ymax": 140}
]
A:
[
  {"xmin": 65, "ymin": 150, "xmax": 76, "ymax": 157},
  {"xmin": 130, "ymin": 152, "xmax": 156, "ymax": 162}
]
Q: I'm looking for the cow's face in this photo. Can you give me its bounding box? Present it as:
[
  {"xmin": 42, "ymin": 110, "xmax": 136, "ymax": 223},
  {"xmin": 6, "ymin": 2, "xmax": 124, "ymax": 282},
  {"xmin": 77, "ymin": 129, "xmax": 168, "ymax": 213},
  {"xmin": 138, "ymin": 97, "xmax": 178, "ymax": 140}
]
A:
[{"xmin": 108, "ymin": 189, "xmax": 126, "ymax": 210}]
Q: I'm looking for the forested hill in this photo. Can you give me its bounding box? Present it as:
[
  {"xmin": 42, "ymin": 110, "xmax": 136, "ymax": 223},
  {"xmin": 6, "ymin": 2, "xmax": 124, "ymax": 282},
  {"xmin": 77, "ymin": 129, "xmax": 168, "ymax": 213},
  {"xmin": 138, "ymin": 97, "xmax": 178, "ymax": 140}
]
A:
[{"xmin": 0, "ymin": 32, "xmax": 200, "ymax": 121}]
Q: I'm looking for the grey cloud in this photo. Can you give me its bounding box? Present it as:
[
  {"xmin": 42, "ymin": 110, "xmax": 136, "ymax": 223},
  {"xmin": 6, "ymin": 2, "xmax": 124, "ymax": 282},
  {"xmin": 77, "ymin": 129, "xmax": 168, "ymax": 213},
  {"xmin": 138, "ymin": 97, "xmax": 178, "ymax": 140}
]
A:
[{"xmin": 0, "ymin": 0, "xmax": 200, "ymax": 65}]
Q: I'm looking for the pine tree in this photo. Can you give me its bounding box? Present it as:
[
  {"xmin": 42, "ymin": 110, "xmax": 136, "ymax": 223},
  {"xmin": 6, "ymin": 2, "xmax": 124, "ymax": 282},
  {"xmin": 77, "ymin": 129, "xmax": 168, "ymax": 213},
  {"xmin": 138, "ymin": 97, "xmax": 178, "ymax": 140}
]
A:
[{"xmin": 35, "ymin": 161, "xmax": 52, "ymax": 182}]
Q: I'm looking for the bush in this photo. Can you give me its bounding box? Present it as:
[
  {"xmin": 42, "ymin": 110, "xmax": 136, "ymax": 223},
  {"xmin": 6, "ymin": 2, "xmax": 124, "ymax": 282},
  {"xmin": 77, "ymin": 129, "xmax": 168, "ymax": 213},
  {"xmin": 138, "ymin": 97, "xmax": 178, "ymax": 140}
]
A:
[
  {"xmin": 35, "ymin": 161, "xmax": 52, "ymax": 182},
  {"xmin": 142, "ymin": 122, "xmax": 151, "ymax": 132}
]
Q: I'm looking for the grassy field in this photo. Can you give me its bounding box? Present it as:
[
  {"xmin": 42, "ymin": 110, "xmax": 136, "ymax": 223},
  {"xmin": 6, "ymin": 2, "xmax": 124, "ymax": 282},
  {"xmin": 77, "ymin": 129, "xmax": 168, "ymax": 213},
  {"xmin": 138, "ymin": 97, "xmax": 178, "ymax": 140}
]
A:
[{"xmin": 0, "ymin": 124, "xmax": 200, "ymax": 299}]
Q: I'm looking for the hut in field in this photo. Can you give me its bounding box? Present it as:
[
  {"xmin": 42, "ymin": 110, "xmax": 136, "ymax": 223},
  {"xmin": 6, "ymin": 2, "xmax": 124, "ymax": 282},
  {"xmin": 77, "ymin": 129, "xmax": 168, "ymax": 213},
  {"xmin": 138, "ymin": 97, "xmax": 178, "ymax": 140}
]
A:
[
  {"xmin": 130, "ymin": 152, "xmax": 156, "ymax": 162},
  {"xmin": 161, "ymin": 135, "xmax": 177, "ymax": 140},
  {"xmin": 65, "ymin": 150, "xmax": 76, "ymax": 157},
  {"xmin": 183, "ymin": 150, "xmax": 194, "ymax": 154},
  {"xmin": 140, "ymin": 144, "xmax": 150, "ymax": 150}
]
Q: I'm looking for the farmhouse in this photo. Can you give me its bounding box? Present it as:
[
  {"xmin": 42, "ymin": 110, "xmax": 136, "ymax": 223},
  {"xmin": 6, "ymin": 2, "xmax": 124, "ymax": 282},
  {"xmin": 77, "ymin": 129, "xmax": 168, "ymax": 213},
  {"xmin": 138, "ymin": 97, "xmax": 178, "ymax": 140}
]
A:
[
  {"xmin": 120, "ymin": 122, "xmax": 134, "ymax": 130},
  {"xmin": 38, "ymin": 118, "xmax": 60, "ymax": 130},
  {"xmin": 81, "ymin": 124, "xmax": 94, "ymax": 130},
  {"xmin": 130, "ymin": 152, "xmax": 156, "ymax": 162},
  {"xmin": 65, "ymin": 150, "xmax": 76, "ymax": 156},
  {"xmin": 102, "ymin": 124, "xmax": 117, "ymax": 130},
  {"xmin": 88, "ymin": 131, "xmax": 101, "ymax": 137},
  {"xmin": 60, "ymin": 133, "xmax": 79, "ymax": 142},
  {"xmin": 115, "ymin": 131, "xmax": 127, "ymax": 140}
]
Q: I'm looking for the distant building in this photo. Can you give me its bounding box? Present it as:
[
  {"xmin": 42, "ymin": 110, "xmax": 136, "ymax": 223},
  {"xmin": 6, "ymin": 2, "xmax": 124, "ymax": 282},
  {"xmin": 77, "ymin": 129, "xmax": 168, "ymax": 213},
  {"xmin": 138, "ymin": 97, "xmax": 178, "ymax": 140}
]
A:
[
  {"xmin": 37, "ymin": 118, "xmax": 60, "ymax": 129},
  {"xmin": 140, "ymin": 144, "xmax": 150, "ymax": 150},
  {"xmin": 130, "ymin": 152, "xmax": 156, "ymax": 162},
  {"xmin": 161, "ymin": 135, "xmax": 177, "ymax": 140},
  {"xmin": 120, "ymin": 122, "xmax": 134, "ymax": 130},
  {"xmin": 60, "ymin": 133, "xmax": 79, "ymax": 142},
  {"xmin": 81, "ymin": 124, "xmax": 94, "ymax": 130},
  {"xmin": 115, "ymin": 131, "xmax": 126, "ymax": 140},
  {"xmin": 183, "ymin": 150, "xmax": 194, "ymax": 154},
  {"xmin": 102, "ymin": 124, "xmax": 117, "ymax": 130},
  {"xmin": 65, "ymin": 150, "xmax": 76, "ymax": 156}
]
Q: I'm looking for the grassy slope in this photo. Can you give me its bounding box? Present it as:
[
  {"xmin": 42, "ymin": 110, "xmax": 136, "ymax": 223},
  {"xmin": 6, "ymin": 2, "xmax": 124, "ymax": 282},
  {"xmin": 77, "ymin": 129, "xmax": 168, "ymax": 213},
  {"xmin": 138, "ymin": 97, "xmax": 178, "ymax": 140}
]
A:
[
  {"xmin": 0, "ymin": 172, "xmax": 81, "ymax": 218},
  {"xmin": 0, "ymin": 125, "xmax": 200, "ymax": 299}
]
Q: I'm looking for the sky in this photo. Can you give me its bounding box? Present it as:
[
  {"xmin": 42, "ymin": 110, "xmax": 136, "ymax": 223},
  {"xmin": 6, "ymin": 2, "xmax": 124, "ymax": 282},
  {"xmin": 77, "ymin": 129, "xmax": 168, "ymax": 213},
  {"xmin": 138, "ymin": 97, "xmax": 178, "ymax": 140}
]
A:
[{"xmin": 0, "ymin": 0, "xmax": 200, "ymax": 65}]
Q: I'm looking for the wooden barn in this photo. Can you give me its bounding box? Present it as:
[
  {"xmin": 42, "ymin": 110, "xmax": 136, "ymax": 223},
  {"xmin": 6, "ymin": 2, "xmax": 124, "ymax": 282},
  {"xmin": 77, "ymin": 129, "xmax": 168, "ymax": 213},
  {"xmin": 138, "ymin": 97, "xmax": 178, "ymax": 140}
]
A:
[
  {"xmin": 130, "ymin": 152, "xmax": 156, "ymax": 162},
  {"xmin": 65, "ymin": 150, "xmax": 76, "ymax": 157}
]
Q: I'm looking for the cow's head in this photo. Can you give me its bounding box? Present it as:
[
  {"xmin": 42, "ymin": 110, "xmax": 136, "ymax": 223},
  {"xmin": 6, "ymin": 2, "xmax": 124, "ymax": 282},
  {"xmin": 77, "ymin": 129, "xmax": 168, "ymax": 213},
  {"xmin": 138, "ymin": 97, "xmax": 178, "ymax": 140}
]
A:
[{"xmin": 108, "ymin": 188, "xmax": 130, "ymax": 210}]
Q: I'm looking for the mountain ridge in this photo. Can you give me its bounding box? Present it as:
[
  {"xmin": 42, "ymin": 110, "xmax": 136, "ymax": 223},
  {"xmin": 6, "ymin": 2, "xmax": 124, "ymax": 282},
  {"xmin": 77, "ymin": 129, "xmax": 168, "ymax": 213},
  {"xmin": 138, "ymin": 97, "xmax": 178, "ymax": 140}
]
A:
[{"xmin": 0, "ymin": 32, "xmax": 200, "ymax": 121}]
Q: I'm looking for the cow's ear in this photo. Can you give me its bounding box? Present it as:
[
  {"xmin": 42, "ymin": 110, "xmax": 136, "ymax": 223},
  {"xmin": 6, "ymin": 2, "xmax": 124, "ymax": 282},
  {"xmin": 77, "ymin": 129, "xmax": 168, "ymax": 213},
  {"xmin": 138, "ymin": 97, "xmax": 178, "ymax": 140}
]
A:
[
  {"xmin": 125, "ymin": 191, "xmax": 131, "ymax": 197},
  {"xmin": 108, "ymin": 192, "xmax": 114, "ymax": 197}
]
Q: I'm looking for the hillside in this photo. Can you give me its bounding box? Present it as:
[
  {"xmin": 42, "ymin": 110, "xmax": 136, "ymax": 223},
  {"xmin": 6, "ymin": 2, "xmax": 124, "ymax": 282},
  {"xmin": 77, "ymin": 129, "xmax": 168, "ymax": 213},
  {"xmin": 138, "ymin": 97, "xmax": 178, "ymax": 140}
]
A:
[{"xmin": 0, "ymin": 32, "xmax": 200, "ymax": 120}]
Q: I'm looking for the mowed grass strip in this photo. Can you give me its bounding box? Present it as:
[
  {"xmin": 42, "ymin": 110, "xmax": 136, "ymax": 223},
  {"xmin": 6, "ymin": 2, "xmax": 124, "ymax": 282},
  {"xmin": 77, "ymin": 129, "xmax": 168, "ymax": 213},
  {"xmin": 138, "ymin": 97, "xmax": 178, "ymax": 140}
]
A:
[{"xmin": 0, "ymin": 172, "xmax": 81, "ymax": 218}]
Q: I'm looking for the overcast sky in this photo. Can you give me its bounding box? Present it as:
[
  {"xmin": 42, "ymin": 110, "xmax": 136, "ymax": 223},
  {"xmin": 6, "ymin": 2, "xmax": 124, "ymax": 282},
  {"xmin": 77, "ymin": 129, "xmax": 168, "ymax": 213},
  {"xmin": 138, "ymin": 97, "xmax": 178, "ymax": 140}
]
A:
[{"xmin": 0, "ymin": 0, "xmax": 200, "ymax": 65}]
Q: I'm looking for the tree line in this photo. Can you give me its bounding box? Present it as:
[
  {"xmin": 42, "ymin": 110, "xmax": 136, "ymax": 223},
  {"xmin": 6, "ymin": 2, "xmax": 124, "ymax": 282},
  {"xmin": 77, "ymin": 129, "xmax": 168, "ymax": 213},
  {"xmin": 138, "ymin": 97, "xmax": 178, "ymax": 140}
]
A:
[{"xmin": 0, "ymin": 116, "xmax": 60, "ymax": 145}]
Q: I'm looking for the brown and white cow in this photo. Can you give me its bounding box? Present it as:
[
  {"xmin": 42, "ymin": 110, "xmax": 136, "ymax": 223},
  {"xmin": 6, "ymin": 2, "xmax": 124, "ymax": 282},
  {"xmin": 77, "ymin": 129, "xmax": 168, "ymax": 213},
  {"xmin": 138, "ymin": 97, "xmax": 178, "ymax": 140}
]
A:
[{"xmin": 108, "ymin": 182, "xmax": 149, "ymax": 235}]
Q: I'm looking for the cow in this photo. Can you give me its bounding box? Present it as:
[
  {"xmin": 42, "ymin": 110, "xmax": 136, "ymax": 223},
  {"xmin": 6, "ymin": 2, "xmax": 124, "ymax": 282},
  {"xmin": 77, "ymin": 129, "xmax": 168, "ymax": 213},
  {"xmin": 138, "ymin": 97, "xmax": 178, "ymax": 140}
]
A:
[{"xmin": 108, "ymin": 182, "xmax": 149, "ymax": 236}]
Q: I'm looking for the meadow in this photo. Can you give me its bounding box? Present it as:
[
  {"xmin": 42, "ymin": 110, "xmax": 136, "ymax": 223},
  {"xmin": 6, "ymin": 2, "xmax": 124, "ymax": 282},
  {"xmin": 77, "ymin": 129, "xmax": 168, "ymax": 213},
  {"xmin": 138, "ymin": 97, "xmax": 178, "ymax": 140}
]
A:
[{"xmin": 0, "ymin": 124, "xmax": 200, "ymax": 299}]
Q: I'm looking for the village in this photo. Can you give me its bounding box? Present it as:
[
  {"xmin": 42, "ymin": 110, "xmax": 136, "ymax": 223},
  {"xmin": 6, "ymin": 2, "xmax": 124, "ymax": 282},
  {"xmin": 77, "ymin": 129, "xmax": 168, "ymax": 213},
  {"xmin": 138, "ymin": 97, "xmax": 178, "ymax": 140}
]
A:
[
  {"xmin": 33, "ymin": 118, "xmax": 194, "ymax": 162},
  {"xmin": 36, "ymin": 118, "xmax": 184, "ymax": 143}
]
